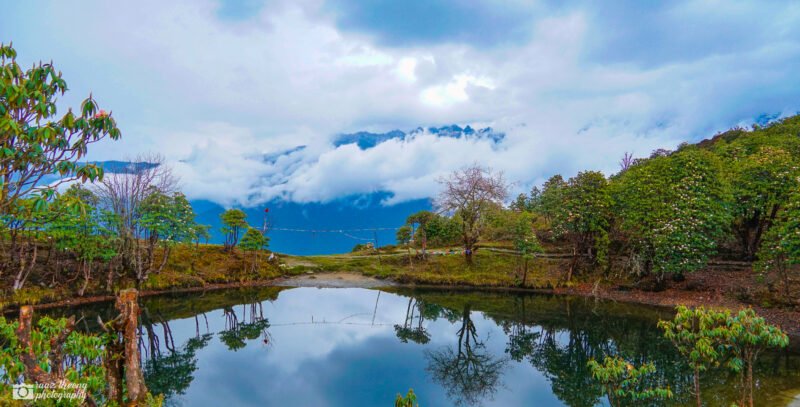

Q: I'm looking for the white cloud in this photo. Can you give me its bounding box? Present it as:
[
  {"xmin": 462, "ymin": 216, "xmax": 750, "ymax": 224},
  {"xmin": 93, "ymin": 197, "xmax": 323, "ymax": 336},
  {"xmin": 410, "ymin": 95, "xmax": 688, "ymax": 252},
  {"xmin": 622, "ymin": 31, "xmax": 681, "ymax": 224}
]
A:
[
  {"xmin": 395, "ymin": 57, "xmax": 418, "ymax": 82},
  {"xmin": 3, "ymin": 0, "xmax": 799, "ymax": 207},
  {"xmin": 420, "ymin": 74, "xmax": 496, "ymax": 107}
]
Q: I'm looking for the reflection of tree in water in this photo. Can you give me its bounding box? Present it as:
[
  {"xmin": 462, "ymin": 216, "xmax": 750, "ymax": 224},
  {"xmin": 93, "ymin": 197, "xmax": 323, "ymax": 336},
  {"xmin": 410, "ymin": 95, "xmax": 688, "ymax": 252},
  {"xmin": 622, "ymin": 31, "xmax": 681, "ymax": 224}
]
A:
[
  {"xmin": 219, "ymin": 302, "xmax": 271, "ymax": 351},
  {"xmin": 499, "ymin": 296, "xmax": 693, "ymax": 407},
  {"xmin": 425, "ymin": 304, "xmax": 507, "ymax": 407},
  {"xmin": 143, "ymin": 333, "xmax": 213, "ymax": 400},
  {"xmin": 138, "ymin": 307, "xmax": 213, "ymax": 402},
  {"xmin": 394, "ymin": 298, "xmax": 442, "ymax": 344}
]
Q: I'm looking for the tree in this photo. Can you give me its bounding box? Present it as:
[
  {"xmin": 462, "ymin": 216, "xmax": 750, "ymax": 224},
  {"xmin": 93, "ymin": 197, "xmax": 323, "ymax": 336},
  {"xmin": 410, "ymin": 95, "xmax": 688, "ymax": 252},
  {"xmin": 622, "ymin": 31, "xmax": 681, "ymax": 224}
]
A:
[
  {"xmin": 191, "ymin": 223, "xmax": 212, "ymax": 248},
  {"xmin": 553, "ymin": 171, "xmax": 611, "ymax": 281},
  {"xmin": 94, "ymin": 153, "xmax": 179, "ymax": 287},
  {"xmin": 658, "ymin": 306, "xmax": 730, "ymax": 407},
  {"xmin": 221, "ymin": 209, "xmax": 248, "ymax": 251},
  {"xmin": 611, "ymin": 149, "xmax": 731, "ymax": 285},
  {"xmin": 0, "ymin": 309, "xmax": 107, "ymax": 405},
  {"xmin": 509, "ymin": 193, "xmax": 530, "ymax": 212},
  {"xmin": 437, "ymin": 165, "xmax": 509, "ymax": 263},
  {"xmin": 406, "ymin": 210, "xmax": 435, "ymax": 257},
  {"xmin": 394, "ymin": 389, "xmax": 418, "ymax": 407},
  {"xmin": 0, "ymin": 42, "xmax": 121, "ymax": 217},
  {"xmin": 511, "ymin": 212, "xmax": 543, "ymax": 287},
  {"xmin": 239, "ymin": 227, "xmax": 269, "ymax": 273},
  {"xmin": 724, "ymin": 308, "xmax": 789, "ymax": 407},
  {"xmin": 396, "ymin": 225, "xmax": 413, "ymax": 262},
  {"xmin": 538, "ymin": 175, "xmax": 567, "ymax": 225},
  {"xmin": 424, "ymin": 213, "xmax": 461, "ymax": 248},
  {"xmin": 755, "ymin": 190, "xmax": 800, "ymax": 302},
  {"xmin": 134, "ymin": 190, "xmax": 198, "ymax": 285},
  {"xmin": 717, "ymin": 132, "xmax": 800, "ymax": 259},
  {"xmin": 46, "ymin": 185, "xmax": 117, "ymax": 295},
  {"xmin": 587, "ymin": 356, "xmax": 673, "ymax": 407},
  {"xmin": 396, "ymin": 225, "xmax": 412, "ymax": 246}
]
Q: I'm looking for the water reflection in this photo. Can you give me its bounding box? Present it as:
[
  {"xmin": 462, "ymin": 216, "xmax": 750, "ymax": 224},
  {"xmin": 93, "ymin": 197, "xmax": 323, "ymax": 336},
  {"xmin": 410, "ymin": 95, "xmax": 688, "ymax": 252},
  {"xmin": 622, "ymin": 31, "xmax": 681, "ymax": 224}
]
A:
[
  {"xmin": 425, "ymin": 304, "xmax": 508, "ymax": 406},
  {"xmin": 37, "ymin": 287, "xmax": 800, "ymax": 407}
]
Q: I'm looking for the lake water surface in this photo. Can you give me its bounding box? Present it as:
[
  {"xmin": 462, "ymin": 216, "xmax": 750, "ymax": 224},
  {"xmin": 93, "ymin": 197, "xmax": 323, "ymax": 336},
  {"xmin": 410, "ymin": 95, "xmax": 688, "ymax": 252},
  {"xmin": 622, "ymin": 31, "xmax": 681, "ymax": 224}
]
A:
[{"xmin": 43, "ymin": 287, "xmax": 800, "ymax": 406}]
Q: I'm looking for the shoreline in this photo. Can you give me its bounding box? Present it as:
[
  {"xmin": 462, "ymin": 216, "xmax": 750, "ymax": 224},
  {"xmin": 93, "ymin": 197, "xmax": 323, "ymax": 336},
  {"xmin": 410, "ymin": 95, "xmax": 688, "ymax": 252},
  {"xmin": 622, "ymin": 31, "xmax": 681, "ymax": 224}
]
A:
[{"xmin": 5, "ymin": 270, "xmax": 799, "ymax": 344}]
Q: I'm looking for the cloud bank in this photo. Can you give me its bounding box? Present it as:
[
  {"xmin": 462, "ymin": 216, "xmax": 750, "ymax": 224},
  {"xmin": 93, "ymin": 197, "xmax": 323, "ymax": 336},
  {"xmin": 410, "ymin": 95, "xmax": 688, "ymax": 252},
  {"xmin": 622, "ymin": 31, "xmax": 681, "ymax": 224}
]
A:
[{"xmin": 2, "ymin": 0, "xmax": 799, "ymax": 207}]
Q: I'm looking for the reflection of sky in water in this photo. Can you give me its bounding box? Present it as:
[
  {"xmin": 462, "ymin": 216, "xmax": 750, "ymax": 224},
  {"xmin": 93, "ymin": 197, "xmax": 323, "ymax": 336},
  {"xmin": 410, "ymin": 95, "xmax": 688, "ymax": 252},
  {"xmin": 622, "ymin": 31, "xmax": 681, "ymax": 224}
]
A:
[
  {"xmin": 126, "ymin": 287, "xmax": 800, "ymax": 407},
  {"xmin": 155, "ymin": 287, "xmax": 562, "ymax": 406}
]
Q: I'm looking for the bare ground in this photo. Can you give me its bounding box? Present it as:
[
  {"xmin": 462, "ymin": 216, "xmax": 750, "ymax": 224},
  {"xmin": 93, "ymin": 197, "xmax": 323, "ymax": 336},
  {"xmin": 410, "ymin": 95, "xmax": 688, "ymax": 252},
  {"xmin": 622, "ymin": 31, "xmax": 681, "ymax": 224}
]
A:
[{"xmin": 274, "ymin": 272, "xmax": 395, "ymax": 288}]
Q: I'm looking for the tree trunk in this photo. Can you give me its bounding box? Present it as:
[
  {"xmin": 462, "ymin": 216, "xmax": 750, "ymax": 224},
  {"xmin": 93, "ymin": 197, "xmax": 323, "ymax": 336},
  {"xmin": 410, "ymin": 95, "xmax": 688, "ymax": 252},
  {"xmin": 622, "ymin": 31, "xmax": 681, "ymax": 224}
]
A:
[
  {"xmin": 116, "ymin": 289, "xmax": 149, "ymax": 403},
  {"xmin": 747, "ymin": 356, "xmax": 754, "ymax": 407},
  {"xmin": 12, "ymin": 243, "xmax": 37, "ymax": 291},
  {"xmin": 522, "ymin": 259, "xmax": 528, "ymax": 287},
  {"xmin": 78, "ymin": 260, "xmax": 91, "ymax": 296},
  {"xmin": 694, "ymin": 367, "xmax": 701, "ymax": 407}
]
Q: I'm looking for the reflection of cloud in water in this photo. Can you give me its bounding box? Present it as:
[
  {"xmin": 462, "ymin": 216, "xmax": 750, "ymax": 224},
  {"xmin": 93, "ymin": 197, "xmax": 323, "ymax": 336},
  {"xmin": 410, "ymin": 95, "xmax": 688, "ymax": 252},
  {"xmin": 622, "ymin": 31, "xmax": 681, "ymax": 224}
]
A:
[{"xmin": 112, "ymin": 287, "xmax": 800, "ymax": 407}]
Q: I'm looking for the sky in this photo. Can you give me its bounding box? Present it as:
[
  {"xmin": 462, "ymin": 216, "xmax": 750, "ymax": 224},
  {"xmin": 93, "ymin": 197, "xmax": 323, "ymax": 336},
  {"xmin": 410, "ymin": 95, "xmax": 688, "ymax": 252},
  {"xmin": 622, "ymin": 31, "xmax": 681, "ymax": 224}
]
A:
[{"xmin": 2, "ymin": 0, "xmax": 800, "ymax": 207}]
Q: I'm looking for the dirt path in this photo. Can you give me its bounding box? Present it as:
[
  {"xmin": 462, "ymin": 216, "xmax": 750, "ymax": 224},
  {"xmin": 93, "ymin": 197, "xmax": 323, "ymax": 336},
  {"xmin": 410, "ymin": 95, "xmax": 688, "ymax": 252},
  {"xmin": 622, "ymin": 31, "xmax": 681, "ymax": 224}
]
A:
[{"xmin": 275, "ymin": 272, "xmax": 395, "ymax": 288}]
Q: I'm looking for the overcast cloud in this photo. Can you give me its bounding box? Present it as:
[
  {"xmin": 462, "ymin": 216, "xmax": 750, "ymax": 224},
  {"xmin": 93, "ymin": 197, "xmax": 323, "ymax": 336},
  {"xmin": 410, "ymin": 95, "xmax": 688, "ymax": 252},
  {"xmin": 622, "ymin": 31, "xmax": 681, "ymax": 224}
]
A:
[{"xmin": 2, "ymin": 0, "xmax": 799, "ymax": 206}]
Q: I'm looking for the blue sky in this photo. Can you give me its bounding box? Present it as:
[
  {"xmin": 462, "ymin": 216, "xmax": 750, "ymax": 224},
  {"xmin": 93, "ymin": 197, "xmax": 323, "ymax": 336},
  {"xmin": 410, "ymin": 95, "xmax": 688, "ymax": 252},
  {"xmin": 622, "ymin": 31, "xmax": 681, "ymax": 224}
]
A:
[{"xmin": 2, "ymin": 0, "xmax": 800, "ymax": 207}]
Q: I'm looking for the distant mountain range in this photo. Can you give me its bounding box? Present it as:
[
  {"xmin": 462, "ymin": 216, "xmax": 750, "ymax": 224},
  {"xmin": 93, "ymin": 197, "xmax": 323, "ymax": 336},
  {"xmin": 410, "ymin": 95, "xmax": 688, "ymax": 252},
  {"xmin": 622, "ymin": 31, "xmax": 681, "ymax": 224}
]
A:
[
  {"xmin": 69, "ymin": 125, "xmax": 500, "ymax": 255},
  {"xmin": 334, "ymin": 125, "xmax": 504, "ymax": 149}
]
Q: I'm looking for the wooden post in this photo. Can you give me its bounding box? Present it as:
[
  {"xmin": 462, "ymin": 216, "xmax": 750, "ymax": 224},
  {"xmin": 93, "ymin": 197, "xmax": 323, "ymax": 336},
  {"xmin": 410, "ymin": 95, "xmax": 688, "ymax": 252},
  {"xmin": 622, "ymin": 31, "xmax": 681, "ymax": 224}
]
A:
[{"xmin": 115, "ymin": 288, "xmax": 149, "ymax": 404}]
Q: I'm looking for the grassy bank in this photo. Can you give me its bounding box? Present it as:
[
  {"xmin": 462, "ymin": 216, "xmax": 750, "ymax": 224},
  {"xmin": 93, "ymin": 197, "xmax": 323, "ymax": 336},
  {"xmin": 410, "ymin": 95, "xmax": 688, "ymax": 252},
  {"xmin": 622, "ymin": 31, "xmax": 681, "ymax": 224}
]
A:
[
  {"xmin": 284, "ymin": 247, "xmax": 567, "ymax": 288},
  {"xmin": 1, "ymin": 244, "xmax": 284, "ymax": 310}
]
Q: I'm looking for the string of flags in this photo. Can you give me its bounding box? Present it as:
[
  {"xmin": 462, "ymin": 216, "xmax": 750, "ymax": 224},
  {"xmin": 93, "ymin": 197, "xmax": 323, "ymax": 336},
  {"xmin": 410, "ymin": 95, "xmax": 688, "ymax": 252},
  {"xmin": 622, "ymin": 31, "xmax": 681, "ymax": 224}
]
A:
[{"xmin": 269, "ymin": 227, "xmax": 401, "ymax": 233}]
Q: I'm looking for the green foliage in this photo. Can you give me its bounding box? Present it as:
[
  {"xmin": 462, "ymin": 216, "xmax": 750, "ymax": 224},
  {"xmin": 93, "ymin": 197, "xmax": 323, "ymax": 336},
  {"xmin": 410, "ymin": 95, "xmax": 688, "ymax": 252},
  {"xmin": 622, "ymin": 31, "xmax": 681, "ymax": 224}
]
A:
[
  {"xmin": 396, "ymin": 225, "xmax": 412, "ymax": 246},
  {"xmin": 406, "ymin": 210, "xmax": 435, "ymax": 252},
  {"xmin": 538, "ymin": 175, "xmax": 566, "ymax": 224},
  {"xmin": 220, "ymin": 209, "xmax": 248, "ymax": 250},
  {"xmin": 658, "ymin": 305, "xmax": 789, "ymax": 407},
  {"xmin": 0, "ymin": 316, "xmax": 107, "ymax": 404},
  {"xmin": 611, "ymin": 149, "xmax": 731, "ymax": 279},
  {"xmin": 139, "ymin": 190, "xmax": 198, "ymax": 245},
  {"xmin": 239, "ymin": 227, "xmax": 269, "ymax": 253},
  {"xmin": 553, "ymin": 171, "xmax": 611, "ymax": 268},
  {"xmin": 724, "ymin": 308, "xmax": 789, "ymax": 372},
  {"xmin": 394, "ymin": 388, "xmax": 418, "ymax": 407},
  {"xmin": 755, "ymin": 189, "xmax": 800, "ymax": 300},
  {"xmin": 0, "ymin": 42, "xmax": 121, "ymax": 217},
  {"xmin": 587, "ymin": 356, "xmax": 673, "ymax": 406},
  {"xmin": 422, "ymin": 213, "xmax": 461, "ymax": 248},
  {"xmin": 658, "ymin": 306, "xmax": 730, "ymax": 405},
  {"xmin": 511, "ymin": 212, "xmax": 543, "ymax": 259},
  {"xmin": 658, "ymin": 306, "xmax": 730, "ymax": 371},
  {"xmin": 724, "ymin": 308, "xmax": 789, "ymax": 406}
]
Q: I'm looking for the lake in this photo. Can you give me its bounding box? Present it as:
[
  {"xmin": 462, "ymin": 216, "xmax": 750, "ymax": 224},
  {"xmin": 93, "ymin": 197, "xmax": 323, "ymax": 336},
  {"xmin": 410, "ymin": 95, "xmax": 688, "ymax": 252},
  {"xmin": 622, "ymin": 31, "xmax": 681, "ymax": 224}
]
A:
[{"xmin": 42, "ymin": 286, "xmax": 800, "ymax": 406}]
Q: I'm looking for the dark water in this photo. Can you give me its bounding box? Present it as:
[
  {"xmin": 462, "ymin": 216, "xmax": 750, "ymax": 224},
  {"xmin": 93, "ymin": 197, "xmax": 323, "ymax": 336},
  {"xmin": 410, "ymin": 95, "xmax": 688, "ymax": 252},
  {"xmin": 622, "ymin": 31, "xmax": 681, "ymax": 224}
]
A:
[{"xmin": 42, "ymin": 287, "xmax": 800, "ymax": 406}]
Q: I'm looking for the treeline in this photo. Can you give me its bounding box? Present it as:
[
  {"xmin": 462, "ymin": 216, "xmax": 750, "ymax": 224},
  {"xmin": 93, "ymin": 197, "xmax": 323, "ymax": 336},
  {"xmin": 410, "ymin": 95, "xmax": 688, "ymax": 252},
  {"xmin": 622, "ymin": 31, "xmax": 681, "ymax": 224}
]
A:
[
  {"xmin": 518, "ymin": 117, "xmax": 800, "ymax": 295},
  {"xmin": 0, "ymin": 42, "xmax": 269, "ymax": 296},
  {"xmin": 395, "ymin": 117, "xmax": 800, "ymax": 300}
]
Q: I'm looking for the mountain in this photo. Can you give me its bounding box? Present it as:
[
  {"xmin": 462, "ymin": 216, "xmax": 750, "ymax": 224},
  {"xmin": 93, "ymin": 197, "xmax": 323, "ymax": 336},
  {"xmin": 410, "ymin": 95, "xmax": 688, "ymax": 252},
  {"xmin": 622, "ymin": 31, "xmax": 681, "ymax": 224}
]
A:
[
  {"xmin": 78, "ymin": 124, "xmax": 498, "ymax": 254},
  {"xmin": 334, "ymin": 125, "xmax": 504, "ymax": 149},
  {"xmin": 81, "ymin": 161, "xmax": 429, "ymax": 255}
]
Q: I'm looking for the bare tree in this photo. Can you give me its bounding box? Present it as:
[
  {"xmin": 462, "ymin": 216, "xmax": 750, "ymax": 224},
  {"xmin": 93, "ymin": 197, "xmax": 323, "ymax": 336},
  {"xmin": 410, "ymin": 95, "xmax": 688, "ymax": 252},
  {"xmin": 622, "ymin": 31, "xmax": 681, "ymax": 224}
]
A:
[
  {"xmin": 94, "ymin": 153, "xmax": 179, "ymax": 286},
  {"xmin": 437, "ymin": 165, "xmax": 508, "ymax": 263},
  {"xmin": 619, "ymin": 152, "xmax": 634, "ymax": 172}
]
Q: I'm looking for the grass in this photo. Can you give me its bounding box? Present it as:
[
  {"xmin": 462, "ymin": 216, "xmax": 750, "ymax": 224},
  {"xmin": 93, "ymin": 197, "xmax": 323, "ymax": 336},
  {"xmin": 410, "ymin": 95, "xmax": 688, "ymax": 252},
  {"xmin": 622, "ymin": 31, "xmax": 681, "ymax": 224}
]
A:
[
  {"xmin": 0, "ymin": 244, "xmax": 284, "ymax": 311},
  {"xmin": 286, "ymin": 247, "xmax": 567, "ymax": 289},
  {"xmin": 0, "ymin": 240, "xmax": 570, "ymax": 310}
]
